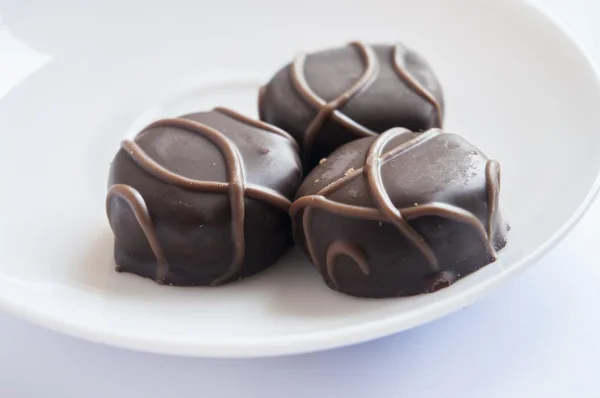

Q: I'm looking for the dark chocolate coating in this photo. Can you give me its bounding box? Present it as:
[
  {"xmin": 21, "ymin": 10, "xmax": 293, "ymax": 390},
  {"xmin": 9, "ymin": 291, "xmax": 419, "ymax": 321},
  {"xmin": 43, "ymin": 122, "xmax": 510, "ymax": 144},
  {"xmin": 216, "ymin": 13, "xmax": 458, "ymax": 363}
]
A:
[
  {"xmin": 291, "ymin": 128, "xmax": 508, "ymax": 298},
  {"xmin": 260, "ymin": 42, "xmax": 444, "ymax": 171},
  {"xmin": 107, "ymin": 108, "xmax": 302, "ymax": 286}
]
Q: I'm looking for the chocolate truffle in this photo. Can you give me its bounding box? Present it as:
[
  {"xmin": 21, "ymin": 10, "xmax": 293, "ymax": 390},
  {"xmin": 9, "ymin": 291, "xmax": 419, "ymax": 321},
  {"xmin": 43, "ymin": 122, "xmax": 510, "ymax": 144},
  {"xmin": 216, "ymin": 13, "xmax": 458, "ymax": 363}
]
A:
[
  {"xmin": 291, "ymin": 128, "xmax": 508, "ymax": 298},
  {"xmin": 260, "ymin": 41, "xmax": 444, "ymax": 171},
  {"xmin": 106, "ymin": 108, "xmax": 302, "ymax": 286}
]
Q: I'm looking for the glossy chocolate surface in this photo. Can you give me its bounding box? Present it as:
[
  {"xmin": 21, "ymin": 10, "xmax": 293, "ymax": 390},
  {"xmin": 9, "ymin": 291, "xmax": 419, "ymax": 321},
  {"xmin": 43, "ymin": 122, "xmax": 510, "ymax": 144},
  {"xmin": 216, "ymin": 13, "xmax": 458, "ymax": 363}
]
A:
[
  {"xmin": 107, "ymin": 108, "xmax": 302, "ymax": 286},
  {"xmin": 291, "ymin": 128, "xmax": 508, "ymax": 298}
]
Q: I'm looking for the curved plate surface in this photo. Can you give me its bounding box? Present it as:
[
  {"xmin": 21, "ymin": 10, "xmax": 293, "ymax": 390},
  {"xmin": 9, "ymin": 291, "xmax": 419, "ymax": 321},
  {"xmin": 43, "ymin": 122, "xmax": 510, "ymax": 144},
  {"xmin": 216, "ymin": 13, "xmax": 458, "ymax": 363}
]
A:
[{"xmin": 0, "ymin": 0, "xmax": 599, "ymax": 357}]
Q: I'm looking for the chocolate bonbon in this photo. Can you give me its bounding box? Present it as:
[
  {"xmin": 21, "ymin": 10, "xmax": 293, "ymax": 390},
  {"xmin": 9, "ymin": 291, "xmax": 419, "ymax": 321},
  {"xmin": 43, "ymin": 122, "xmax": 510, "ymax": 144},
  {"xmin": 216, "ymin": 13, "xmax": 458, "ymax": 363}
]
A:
[
  {"xmin": 106, "ymin": 108, "xmax": 302, "ymax": 286},
  {"xmin": 260, "ymin": 42, "xmax": 444, "ymax": 170},
  {"xmin": 291, "ymin": 128, "xmax": 508, "ymax": 297}
]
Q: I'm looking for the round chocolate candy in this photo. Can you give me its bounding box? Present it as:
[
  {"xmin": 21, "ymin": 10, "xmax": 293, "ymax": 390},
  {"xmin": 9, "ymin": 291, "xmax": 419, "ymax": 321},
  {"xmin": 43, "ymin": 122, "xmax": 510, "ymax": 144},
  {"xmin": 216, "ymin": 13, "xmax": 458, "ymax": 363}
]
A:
[
  {"xmin": 106, "ymin": 108, "xmax": 302, "ymax": 286},
  {"xmin": 260, "ymin": 41, "xmax": 444, "ymax": 171},
  {"xmin": 291, "ymin": 128, "xmax": 508, "ymax": 298}
]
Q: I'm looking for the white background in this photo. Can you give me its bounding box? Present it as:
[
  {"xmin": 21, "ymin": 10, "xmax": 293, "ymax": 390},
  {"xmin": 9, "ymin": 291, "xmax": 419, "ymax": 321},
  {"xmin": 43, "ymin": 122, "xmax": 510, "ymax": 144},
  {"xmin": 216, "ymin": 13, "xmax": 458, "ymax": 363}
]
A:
[{"xmin": 1, "ymin": 0, "xmax": 599, "ymax": 396}]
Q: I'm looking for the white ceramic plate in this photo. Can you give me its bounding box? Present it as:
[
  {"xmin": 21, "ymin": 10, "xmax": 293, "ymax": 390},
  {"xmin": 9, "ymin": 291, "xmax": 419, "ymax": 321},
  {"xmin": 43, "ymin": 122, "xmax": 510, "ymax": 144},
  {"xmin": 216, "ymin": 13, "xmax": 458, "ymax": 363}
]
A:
[{"xmin": 0, "ymin": 0, "xmax": 599, "ymax": 358}]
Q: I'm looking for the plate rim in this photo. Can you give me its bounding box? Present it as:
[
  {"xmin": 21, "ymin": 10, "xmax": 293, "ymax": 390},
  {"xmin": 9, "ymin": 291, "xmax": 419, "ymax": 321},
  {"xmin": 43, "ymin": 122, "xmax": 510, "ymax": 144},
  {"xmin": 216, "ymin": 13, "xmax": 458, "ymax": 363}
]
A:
[{"xmin": 1, "ymin": 0, "xmax": 599, "ymax": 358}]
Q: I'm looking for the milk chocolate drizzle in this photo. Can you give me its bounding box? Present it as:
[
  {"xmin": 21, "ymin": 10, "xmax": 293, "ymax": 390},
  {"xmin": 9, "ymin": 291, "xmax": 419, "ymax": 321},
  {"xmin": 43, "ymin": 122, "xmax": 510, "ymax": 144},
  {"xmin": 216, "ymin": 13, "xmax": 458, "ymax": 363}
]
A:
[
  {"xmin": 106, "ymin": 184, "xmax": 169, "ymax": 282},
  {"xmin": 214, "ymin": 107, "xmax": 299, "ymax": 151},
  {"xmin": 290, "ymin": 128, "xmax": 500, "ymax": 288},
  {"xmin": 392, "ymin": 43, "xmax": 443, "ymax": 127},
  {"xmin": 326, "ymin": 240, "xmax": 370, "ymax": 287},
  {"xmin": 288, "ymin": 41, "xmax": 443, "ymax": 167},
  {"xmin": 291, "ymin": 41, "xmax": 378, "ymax": 167},
  {"xmin": 107, "ymin": 108, "xmax": 296, "ymax": 286},
  {"xmin": 291, "ymin": 42, "xmax": 379, "ymax": 164},
  {"xmin": 365, "ymin": 128, "xmax": 439, "ymax": 269},
  {"xmin": 485, "ymin": 159, "xmax": 501, "ymax": 242}
]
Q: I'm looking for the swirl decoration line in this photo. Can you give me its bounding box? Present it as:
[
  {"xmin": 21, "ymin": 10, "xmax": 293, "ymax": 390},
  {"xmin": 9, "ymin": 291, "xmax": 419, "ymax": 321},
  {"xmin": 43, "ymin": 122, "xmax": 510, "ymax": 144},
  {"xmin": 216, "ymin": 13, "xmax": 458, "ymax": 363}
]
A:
[
  {"xmin": 326, "ymin": 241, "xmax": 370, "ymax": 287},
  {"xmin": 214, "ymin": 106, "xmax": 299, "ymax": 151},
  {"xmin": 365, "ymin": 128, "xmax": 439, "ymax": 269},
  {"xmin": 291, "ymin": 41, "xmax": 379, "ymax": 167},
  {"xmin": 107, "ymin": 108, "xmax": 295, "ymax": 285},
  {"xmin": 106, "ymin": 184, "xmax": 169, "ymax": 283},
  {"xmin": 290, "ymin": 128, "xmax": 501, "ymax": 288},
  {"xmin": 392, "ymin": 43, "xmax": 443, "ymax": 127}
]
